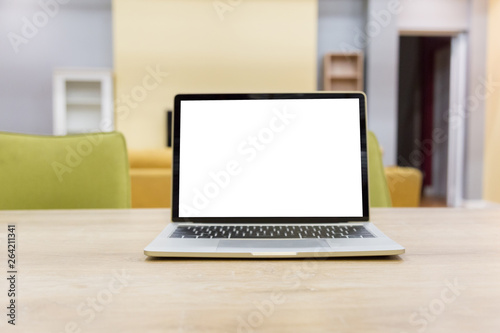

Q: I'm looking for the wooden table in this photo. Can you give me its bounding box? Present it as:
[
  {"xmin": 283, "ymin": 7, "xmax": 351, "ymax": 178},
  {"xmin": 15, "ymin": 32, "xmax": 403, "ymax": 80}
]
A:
[{"xmin": 0, "ymin": 208, "xmax": 499, "ymax": 333}]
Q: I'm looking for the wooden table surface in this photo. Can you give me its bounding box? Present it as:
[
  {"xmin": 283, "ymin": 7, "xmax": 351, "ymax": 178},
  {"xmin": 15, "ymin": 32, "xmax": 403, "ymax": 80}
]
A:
[{"xmin": 0, "ymin": 208, "xmax": 499, "ymax": 333}]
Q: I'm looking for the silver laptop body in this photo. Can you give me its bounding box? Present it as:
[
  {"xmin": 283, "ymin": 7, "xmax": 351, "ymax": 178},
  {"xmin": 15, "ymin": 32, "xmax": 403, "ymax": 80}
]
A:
[{"xmin": 144, "ymin": 93, "xmax": 405, "ymax": 258}]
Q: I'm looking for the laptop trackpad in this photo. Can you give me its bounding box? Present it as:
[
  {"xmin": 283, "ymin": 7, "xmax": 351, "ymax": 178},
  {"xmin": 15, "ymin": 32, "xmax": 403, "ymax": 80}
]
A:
[{"xmin": 217, "ymin": 239, "xmax": 331, "ymax": 252}]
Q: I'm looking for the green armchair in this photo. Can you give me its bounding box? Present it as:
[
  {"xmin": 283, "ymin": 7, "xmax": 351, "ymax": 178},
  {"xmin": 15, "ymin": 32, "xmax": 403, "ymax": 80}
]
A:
[{"xmin": 0, "ymin": 131, "xmax": 131, "ymax": 210}]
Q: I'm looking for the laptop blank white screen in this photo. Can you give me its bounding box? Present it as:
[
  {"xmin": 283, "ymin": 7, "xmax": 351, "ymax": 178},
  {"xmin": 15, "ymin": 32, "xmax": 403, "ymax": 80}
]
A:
[{"xmin": 178, "ymin": 98, "xmax": 363, "ymax": 218}]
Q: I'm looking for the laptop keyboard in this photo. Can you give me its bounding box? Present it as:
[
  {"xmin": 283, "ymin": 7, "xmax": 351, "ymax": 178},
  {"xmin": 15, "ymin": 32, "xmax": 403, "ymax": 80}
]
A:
[{"xmin": 170, "ymin": 224, "xmax": 375, "ymax": 239}]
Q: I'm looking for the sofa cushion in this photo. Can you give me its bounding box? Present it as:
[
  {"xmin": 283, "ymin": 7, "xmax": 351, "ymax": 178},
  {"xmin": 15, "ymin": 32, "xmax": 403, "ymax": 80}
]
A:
[{"xmin": 128, "ymin": 148, "xmax": 172, "ymax": 168}]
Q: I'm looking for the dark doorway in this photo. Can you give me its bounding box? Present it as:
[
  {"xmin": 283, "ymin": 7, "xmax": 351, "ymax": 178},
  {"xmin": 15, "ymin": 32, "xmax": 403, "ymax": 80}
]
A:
[{"xmin": 397, "ymin": 36, "xmax": 452, "ymax": 207}]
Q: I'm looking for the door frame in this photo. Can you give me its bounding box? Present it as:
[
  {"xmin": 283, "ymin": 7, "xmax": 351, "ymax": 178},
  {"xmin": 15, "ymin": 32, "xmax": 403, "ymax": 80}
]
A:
[
  {"xmin": 447, "ymin": 32, "xmax": 468, "ymax": 207},
  {"xmin": 399, "ymin": 31, "xmax": 468, "ymax": 207}
]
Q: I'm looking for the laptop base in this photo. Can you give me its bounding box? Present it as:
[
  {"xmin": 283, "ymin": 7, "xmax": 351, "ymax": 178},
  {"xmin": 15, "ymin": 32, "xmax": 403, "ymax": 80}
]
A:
[{"xmin": 144, "ymin": 222, "xmax": 405, "ymax": 258}]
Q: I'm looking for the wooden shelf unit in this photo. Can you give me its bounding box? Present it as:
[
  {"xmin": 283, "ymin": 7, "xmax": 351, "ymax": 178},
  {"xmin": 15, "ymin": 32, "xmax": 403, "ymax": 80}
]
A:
[{"xmin": 323, "ymin": 52, "xmax": 364, "ymax": 91}]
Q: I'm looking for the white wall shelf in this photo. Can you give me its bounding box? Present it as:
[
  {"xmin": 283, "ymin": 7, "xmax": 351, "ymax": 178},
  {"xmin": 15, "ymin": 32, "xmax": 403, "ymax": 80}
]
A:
[{"xmin": 53, "ymin": 69, "xmax": 114, "ymax": 135}]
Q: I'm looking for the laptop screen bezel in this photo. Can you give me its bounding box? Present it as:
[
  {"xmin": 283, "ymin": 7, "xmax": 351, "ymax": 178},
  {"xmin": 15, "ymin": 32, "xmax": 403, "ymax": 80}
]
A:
[{"xmin": 171, "ymin": 93, "xmax": 369, "ymax": 223}]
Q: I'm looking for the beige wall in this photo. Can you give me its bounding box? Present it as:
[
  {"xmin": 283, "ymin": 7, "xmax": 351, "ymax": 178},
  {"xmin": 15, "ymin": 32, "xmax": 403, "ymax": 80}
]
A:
[
  {"xmin": 113, "ymin": 0, "xmax": 318, "ymax": 148},
  {"xmin": 484, "ymin": 0, "xmax": 500, "ymax": 203}
]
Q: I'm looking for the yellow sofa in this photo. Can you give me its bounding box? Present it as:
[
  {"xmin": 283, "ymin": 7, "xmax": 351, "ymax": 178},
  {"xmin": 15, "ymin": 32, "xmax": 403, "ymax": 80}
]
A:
[
  {"xmin": 128, "ymin": 149, "xmax": 172, "ymax": 208},
  {"xmin": 128, "ymin": 149, "xmax": 423, "ymax": 208},
  {"xmin": 385, "ymin": 166, "xmax": 423, "ymax": 207}
]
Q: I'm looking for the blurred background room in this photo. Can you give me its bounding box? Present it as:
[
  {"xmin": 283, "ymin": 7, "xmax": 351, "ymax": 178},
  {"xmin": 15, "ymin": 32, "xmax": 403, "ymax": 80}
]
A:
[{"xmin": 0, "ymin": 0, "xmax": 499, "ymax": 209}]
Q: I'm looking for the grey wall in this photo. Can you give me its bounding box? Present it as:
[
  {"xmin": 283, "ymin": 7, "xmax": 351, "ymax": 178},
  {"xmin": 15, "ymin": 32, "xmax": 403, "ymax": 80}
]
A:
[
  {"xmin": 366, "ymin": 0, "xmax": 399, "ymax": 166},
  {"xmin": 318, "ymin": 0, "xmax": 400, "ymax": 166},
  {"xmin": 0, "ymin": 0, "xmax": 112, "ymax": 135},
  {"xmin": 317, "ymin": 0, "xmax": 367, "ymax": 90}
]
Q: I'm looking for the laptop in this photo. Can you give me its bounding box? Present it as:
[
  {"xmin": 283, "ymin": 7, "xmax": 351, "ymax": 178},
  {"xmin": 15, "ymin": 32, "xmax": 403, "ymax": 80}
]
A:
[{"xmin": 144, "ymin": 92, "xmax": 405, "ymax": 258}]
